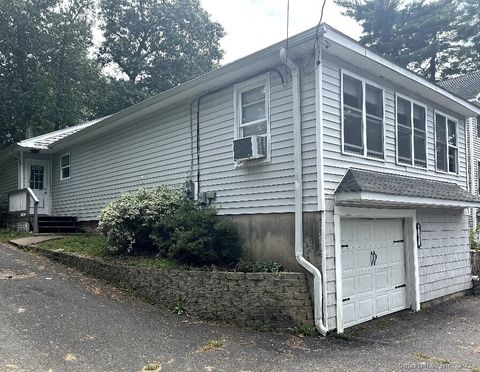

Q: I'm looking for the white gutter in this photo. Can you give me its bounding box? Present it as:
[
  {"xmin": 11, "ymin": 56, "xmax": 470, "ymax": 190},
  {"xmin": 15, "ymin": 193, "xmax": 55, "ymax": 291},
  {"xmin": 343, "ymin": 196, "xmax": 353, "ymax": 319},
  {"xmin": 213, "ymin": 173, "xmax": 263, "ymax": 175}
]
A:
[{"xmin": 280, "ymin": 47, "xmax": 328, "ymax": 336}]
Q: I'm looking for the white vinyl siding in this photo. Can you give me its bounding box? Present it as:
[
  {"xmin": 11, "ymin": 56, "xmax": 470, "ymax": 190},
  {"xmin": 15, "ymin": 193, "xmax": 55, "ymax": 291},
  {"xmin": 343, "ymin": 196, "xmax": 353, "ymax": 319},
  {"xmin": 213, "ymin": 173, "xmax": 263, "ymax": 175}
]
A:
[
  {"xmin": 0, "ymin": 159, "xmax": 19, "ymax": 212},
  {"xmin": 51, "ymin": 65, "xmax": 319, "ymax": 219},
  {"xmin": 322, "ymin": 56, "xmax": 468, "ymax": 329},
  {"xmin": 417, "ymin": 208, "xmax": 472, "ymax": 302}
]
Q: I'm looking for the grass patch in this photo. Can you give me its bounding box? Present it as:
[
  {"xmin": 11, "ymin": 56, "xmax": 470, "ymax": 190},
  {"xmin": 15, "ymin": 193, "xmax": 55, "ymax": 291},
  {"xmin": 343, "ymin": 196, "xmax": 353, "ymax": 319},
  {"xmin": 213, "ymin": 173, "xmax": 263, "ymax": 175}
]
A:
[
  {"xmin": 0, "ymin": 229, "xmax": 30, "ymax": 243},
  {"xmin": 142, "ymin": 363, "xmax": 161, "ymax": 371},
  {"xmin": 202, "ymin": 339, "xmax": 224, "ymax": 351},
  {"xmin": 295, "ymin": 324, "xmax": 318, "ymax": 337},
  {"xmin": 38, "ymin": 234, "xmax": 108, "ymax": 257},
  {"xmin": 414, "ymin": 352, "xmax": 451, "ymax": 365},
  {"xmin": 37, "ymin": 234, "xmax": 181, "ymax": 270}
]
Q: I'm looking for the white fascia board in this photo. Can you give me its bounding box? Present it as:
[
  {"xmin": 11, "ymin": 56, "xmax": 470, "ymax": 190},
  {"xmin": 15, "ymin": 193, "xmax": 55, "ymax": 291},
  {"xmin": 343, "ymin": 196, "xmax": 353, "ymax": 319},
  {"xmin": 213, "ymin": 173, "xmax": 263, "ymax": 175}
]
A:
[
  {"xmin": 335, "ymin": 191, "xmax": 480, "ymax": 208},
  {"xmin": 323, "ymin": 26, "xmax": 480, "ymax": 117}
]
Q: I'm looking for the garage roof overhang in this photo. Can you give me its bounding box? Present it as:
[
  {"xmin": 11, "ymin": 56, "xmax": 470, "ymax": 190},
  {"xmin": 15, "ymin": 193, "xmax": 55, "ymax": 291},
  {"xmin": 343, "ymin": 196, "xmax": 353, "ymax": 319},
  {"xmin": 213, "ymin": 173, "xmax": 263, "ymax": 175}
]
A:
[{"xmin": 335, "ymin": 169, "xmax": 480, "ymax": 209}]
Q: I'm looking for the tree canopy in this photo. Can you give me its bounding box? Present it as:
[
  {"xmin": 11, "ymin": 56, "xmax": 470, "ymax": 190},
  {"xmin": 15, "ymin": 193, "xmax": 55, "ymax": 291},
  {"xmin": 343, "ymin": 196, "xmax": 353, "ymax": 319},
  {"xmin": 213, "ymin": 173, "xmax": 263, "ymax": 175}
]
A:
[
  {"xmin": 98, "ymin": 0, "xmax": 225, "ymax": 95},
  {"xmin": 0, "ymin": 0, "xmax": 224, "ymax": 147},
  {"xmin": 335, "ymin": 0, "xmax": 480, "ymax": 82}
]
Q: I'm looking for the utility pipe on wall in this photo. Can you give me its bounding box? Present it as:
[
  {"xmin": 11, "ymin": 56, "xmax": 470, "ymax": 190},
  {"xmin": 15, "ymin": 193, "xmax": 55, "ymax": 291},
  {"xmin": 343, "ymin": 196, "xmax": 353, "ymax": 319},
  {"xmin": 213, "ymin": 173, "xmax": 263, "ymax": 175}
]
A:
[{"xmin": 279, "ymin": 47, "xmax": 328, "ymax": 336}]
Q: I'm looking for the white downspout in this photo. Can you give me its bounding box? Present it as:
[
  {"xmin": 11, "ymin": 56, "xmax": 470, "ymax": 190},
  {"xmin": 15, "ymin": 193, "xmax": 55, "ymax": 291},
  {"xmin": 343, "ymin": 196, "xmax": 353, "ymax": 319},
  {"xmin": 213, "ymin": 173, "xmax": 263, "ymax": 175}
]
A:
[
  {"xmin": 280, "ymin": 47, "xmax": 328, "ymax": 336},
  {"xmin": 468, "ymin": 117, "xmax": 477, "ymax": 228}
]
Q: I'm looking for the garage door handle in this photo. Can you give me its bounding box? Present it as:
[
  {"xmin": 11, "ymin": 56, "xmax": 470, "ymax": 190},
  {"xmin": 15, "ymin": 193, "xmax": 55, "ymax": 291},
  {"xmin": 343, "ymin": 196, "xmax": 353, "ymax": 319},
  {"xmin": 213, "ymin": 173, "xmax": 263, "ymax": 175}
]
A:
[
  {"xmin": 370, "ymin": 251, "xmax": 374, "ymax": 266},
  {"xmin": 373, "ymin": 251, "xmax": 378, "ymax": 266},
  {"xmin": 342, "ymin": 297, "xmax": 350, "ymax": 302},
  {"xmin": 395, "ymin": 284, "xmax": 406, "ymax": 289}
]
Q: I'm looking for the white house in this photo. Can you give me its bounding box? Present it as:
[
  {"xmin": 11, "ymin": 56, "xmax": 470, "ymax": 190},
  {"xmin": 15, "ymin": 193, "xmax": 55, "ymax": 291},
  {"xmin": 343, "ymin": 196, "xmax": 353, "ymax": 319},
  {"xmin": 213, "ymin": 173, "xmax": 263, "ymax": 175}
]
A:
[
  {"xmin": 1, "ymin": 24, "xmax": 480, "ymax": 334},
  {"xmin": 439, "ymin": 71, "xmax": 480, "ymax": 228}
]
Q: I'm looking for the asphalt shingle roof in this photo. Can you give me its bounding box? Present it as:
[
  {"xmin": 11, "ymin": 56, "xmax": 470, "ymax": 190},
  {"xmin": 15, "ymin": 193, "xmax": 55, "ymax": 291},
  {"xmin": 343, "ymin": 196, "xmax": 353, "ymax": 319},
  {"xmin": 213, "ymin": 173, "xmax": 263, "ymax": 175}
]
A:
[
  {"xmin": 336, "ymin": 168, "xmax": 480, "ymax": 203},
  {"xmin": 17, "ymin": 117, "xmax": 108, "ymax": 150},
  {"xmin": 439, "ymin": 71, "xmax": 480, "ymax": 102}
]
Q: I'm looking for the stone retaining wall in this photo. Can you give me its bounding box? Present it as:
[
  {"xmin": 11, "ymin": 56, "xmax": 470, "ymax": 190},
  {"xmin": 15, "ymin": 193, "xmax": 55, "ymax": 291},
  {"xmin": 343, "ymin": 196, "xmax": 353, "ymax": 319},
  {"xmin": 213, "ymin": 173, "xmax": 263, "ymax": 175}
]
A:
[{"xmin": 22, "ymin": 245, "xmax": 314, "ymax": 330}]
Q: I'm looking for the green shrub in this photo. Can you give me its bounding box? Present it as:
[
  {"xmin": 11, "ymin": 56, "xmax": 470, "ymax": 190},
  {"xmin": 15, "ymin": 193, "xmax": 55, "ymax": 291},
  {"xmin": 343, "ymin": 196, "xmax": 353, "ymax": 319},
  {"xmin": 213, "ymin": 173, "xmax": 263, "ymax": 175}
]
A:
[
  {"xmin": 151, "ymin": 204, "xmax": 242, "ymax": 266},
  {"xmin": 470, "ymin": 225, "xmax": 480, "ymax": 250},
  {"xmin": 98, "ymin": 186, "xmax": 185, "ymax": 254},
  {"xmin": 236, "ymin": 259, "xmax": 283, "ymax": 273}
]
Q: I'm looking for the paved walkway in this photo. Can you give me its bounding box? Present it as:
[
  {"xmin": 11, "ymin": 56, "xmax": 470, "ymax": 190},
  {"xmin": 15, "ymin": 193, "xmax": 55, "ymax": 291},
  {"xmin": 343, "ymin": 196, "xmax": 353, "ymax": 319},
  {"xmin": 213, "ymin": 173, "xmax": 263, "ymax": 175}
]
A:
[
  {"xmin": 10, "ymin": 235, "xmax": 64, "ymax": 247},
  {"xmin": 1, "ymin": 242, "xmax": 479, "ymax": 371}
]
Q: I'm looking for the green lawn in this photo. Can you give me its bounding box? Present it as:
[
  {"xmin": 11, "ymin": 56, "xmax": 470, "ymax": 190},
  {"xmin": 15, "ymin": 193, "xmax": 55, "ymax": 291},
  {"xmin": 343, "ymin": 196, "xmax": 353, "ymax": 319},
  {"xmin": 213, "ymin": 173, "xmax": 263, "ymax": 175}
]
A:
[
  {"xmin": 0, "ymin": 229, "xmax": 31, "ymax": 243},
  {"xmin": 37, "ymin": 234, "xmax": 180, "ymax": 270}
]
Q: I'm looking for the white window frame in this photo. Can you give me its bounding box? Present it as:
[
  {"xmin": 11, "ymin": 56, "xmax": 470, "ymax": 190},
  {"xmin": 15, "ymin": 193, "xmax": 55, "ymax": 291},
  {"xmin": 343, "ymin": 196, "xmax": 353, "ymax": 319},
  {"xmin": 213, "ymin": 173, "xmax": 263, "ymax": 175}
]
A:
[
  {"xmin": 233, "ymin": 73, "xmax": 271, "ymax": 164},
  {"xmin": 395, "ymin": 93, "xmax": 428, "ymax": 169},
  {"xmin": 434, "ymin": 110, "xmax": 458, "ymax": 174},
  {"xmin": 340, "ymin": 69, "xmax": 386, "ymax": 162},
  {"xmin": 60, "ymin": 153, "xmax": 71, "ymax": 181}
]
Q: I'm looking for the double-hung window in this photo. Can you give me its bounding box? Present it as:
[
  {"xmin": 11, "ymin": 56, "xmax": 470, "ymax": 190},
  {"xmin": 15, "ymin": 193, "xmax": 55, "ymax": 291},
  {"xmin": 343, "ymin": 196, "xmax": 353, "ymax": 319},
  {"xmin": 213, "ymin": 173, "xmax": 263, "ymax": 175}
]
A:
[
  {"xmin": 60, "ymin": 153, "xmax": 70, "ymax": 180},
  {"xmin": 342, "ymin": 73, "xmax": 384, "ymax": 159},
  {"xmin": 234, "ymin": 75, "xmax": 270, "ymax": 159},
  {"xmin": 396, "ymin": 96, "xmax": 427, "ymax": 167},
  {"xmin": 435, "ymin": 112, "xmax": 457, "ymax": 173}
]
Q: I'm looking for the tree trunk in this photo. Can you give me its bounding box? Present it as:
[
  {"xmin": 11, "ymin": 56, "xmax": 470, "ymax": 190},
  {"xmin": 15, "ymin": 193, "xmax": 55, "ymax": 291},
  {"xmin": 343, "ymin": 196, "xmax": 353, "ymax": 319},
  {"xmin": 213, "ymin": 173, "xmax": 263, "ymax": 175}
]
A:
[{"xmin": 428, "ymin": 55, "xmax": 437, "ymax": 82}]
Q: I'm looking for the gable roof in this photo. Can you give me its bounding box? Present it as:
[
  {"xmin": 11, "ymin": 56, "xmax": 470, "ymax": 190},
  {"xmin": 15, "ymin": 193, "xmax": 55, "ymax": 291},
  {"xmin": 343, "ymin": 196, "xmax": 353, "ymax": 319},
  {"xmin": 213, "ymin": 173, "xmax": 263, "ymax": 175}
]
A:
[
  {"xmin": 336, "ymin": 168, "xmax": 480, "ymax": 206},
  {"xmin": 439, "ymin": 71, "xmax": 480, "ymax": 102},
  {"xmin": 17, "ymin": 117, "xmax": 107, "ymax": 150}
]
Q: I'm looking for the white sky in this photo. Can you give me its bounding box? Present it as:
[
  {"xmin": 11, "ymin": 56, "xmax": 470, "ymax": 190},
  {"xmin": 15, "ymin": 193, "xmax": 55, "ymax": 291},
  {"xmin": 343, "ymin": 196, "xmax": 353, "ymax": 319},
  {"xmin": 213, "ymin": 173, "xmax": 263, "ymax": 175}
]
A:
[{"xmin": 200, "ymin": 0, "xmax": 363, "ymax": 64}]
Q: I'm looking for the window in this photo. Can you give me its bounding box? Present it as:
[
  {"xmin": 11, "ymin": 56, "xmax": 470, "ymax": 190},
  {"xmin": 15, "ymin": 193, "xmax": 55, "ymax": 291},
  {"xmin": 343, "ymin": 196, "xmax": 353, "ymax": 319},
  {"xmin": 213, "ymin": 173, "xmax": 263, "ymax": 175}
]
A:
[
  {"xmin": 342, "ymin": 73, "xmax": 384, "ymax": 159},
  {"xmin": 476, "ymin": 116, "xmax": 480, "ymax": 138},
  {"xmin": 396, "ymin": 96, "xmax": 427, "ymax": 168},
  {"xmin": 60, "ymin": 153, "xmax": 70, "ymax": 180},
  {"xmin": 30, "ymin": 165, "xmax": 44, "ymax": 190},
  {"xmin": 234, "ymin": 75, "xmax": 270, "ymax": 159},
  {"xmin": 435, "ymin": 112, "xmax": 457, "ymax": 173}
]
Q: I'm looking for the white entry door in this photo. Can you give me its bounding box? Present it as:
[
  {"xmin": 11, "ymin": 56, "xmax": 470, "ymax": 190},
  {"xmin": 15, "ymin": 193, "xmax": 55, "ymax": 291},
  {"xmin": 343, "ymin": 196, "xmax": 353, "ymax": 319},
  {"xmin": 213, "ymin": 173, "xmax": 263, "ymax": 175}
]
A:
[
  {"xmin": 25, "ymin": 160, "xmax": 51, "ymax": 215},
  {"xmin": 341, "ymin": 218, "xmax": 408, "ymax": 329}
]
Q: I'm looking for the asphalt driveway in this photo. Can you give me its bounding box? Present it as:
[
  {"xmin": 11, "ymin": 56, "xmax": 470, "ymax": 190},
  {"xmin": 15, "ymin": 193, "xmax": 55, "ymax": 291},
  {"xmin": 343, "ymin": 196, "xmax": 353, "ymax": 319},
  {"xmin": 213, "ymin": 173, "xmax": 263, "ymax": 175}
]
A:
[{"xmin": 0, "ymin": 243, "xmax": 479, "ymax": 372}]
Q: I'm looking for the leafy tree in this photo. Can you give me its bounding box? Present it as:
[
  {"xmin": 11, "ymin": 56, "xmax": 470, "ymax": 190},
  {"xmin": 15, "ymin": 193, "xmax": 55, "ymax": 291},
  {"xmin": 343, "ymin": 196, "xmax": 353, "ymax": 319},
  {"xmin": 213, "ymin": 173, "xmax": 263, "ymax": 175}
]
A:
[
  {"xmin": 335, "ymin": 0, "xmax": 480, "ymax": 81},
  {"xmin": 98, "ymin": 0, "xmax": 225, "ymax": 94},
  {"xmin": 0, "ymin": 0, "xmax": 100, "ymax": 146}
]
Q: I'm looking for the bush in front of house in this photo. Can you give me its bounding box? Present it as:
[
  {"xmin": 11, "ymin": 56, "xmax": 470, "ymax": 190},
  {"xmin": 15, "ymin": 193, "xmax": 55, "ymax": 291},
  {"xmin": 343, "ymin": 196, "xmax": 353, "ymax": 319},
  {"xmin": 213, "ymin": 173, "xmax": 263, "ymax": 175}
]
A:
[
  {"xmin": 98, "ymin": 186, "xmax": 186, "ymax": 254},
  {"xmin": 98, "ymin": 186, "xmax": 242, "ymax": 266},
  {"xmin": 470, "ymin": 226, "xmax": 480, "ymax": 250},
  {"xmin": 151, "ymin": 204, "xmax": 242, "ymax": 266}
]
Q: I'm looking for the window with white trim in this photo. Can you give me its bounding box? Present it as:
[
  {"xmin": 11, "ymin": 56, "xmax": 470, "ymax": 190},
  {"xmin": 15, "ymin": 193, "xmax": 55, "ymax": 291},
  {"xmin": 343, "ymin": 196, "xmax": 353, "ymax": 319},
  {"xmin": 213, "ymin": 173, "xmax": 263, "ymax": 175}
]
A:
[
  {"xmin": 435, "ymin": 112, "xmax": 457, "ymax": 173},
  {"xmin": 396, "ymin": 96, "xmax": 427, "ymax": 167},
  {"xmin": 60, "ymin": 153, "xmax": 70, "ymax": 180},
  {"xmin": 342, "ymin": 73, "xmax": 384, "ymax": 159},
  {"xmin": 234, "ymin": 75, "xmax": 270, "ymax": 158}
]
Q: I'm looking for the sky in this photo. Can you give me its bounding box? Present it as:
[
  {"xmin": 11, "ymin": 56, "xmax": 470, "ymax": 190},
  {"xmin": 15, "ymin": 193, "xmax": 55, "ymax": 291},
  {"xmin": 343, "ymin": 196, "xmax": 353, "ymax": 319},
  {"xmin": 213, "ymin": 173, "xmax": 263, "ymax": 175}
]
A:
[{"xmin": 199, "ymin": 0, "xmax": 363, "ymax": 64}]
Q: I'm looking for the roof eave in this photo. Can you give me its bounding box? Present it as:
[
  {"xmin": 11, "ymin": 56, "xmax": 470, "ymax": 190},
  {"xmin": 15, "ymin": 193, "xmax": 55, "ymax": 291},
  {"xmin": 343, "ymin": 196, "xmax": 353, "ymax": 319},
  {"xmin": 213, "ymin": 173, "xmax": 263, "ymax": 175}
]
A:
[{"xmin": 335, "ymin": 191, "xmax": 480, "ymax": 208}]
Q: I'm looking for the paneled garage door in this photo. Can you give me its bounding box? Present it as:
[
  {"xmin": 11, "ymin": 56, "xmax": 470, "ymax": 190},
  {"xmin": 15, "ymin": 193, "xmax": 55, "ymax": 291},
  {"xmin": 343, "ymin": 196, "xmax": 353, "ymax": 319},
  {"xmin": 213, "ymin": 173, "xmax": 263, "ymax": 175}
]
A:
[{"xmin": 341, "ymin": 218, "xmax": 408, "ymax": 329}]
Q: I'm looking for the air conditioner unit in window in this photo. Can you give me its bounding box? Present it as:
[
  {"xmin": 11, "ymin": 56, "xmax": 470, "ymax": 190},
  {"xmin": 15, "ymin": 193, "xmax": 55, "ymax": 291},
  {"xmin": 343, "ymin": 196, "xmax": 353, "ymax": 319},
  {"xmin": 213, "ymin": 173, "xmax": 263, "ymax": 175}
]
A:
[{"xmin": 233, "ymin": 135, "xmax": 266, "ymax": 162}]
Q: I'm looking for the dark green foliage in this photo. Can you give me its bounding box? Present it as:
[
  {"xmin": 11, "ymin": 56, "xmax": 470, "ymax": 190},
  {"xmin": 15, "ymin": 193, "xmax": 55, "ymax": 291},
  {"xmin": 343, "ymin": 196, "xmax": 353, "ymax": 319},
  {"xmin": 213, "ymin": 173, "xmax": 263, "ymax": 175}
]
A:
[
  {"xmin": 98, "ymin": 186, "xmax": 186, "ymax": 255},
  {"xmin": 0, "ymin": 0, "xmax": 100, "ymax": 145},
  {"xmin": 98, "ymin": 0, "xmax": 225, "ymax": 95},
  {"xmin": 152, "ymin": 204, "xmax": 242, "ymax": 266},
  {"xmin": 470, "ymin": 226, "xmax": 480, "ymax": 251},
  {"xmin": 0, "ymin": 0, "xmax": 224, "ymax": 145},
  {"xmin": 335, "ymin": 0, "xmax": 480, "ymax": 81},
  {"xmin": 236, "ymin": 260, "xmax": 283, "ymax": 273}
]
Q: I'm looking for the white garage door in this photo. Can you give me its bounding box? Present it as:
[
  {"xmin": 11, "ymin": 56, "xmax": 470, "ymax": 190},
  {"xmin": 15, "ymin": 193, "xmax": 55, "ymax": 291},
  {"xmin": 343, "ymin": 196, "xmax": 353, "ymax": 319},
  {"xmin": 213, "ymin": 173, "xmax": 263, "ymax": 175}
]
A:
[{"xmin": 341, "ymin": 218, "xmax": 408, "ymax": 329}]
